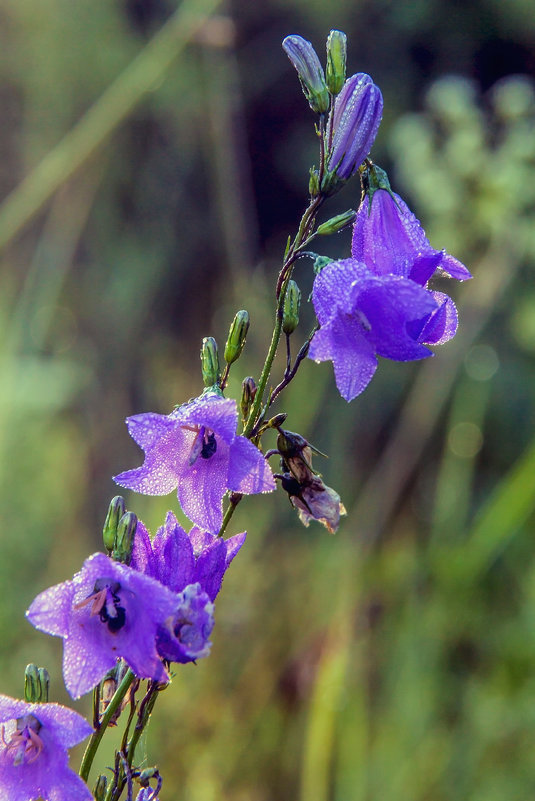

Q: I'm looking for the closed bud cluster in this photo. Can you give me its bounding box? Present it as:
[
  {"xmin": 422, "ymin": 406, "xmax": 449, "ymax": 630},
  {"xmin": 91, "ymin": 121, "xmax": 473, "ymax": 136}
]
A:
[
  {"xmin": 224, "ymin": 310, "xmax": 250, "ymax": 365},
  {"xmin": 282, "ymin": 35, "xmax": 330, "ymax": 114},
  {"xmin": 325, "ymin": 30, "xmax": 347, "ymax": 95},
  {"xmin": 201, "ymin": 336, "xmax": 221, "ymax": 388},
  {"xmin": 283, "ymin": 280, "xmax": 301, "ymax": 334},
  {"xmin": 112, "ymin": 511, "xmax": 138, "ymax": 565},
  {"xmin": 102, "ymin": 495, "xmax": 126, "ymax": 552},
  {"xmin": 24, "ymin": 664, "xmax": 49, "ymax": 703},
  {"xmin": 325, "ymin": 73, "xmax": 383, "ymax": 185},
  {"xmin": 316, "ymin": 209, "xmax": 357, "ymax": 235}
]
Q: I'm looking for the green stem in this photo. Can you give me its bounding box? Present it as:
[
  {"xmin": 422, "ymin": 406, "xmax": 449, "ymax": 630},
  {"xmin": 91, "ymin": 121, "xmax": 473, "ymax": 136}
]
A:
[
  {"xmin": 79, "ymin": 668, "xmax": 136, "ymax": 783},
  {"xmin": 245, "ymin": 196, "xmax": 323, "ymax": 440}
]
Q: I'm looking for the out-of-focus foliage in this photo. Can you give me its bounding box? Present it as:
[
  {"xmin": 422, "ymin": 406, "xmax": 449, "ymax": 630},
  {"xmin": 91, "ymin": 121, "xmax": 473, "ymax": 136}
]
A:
[{"xmin": 1, "ymin": 0, "xmax": 535, "ymax": 799}]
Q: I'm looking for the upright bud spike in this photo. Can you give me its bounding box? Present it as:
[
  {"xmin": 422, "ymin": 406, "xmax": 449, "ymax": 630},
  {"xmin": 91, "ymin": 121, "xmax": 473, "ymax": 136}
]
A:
[
  {"xmin": 316, "ymin": 209, "xmax": 357, "ymax": 235},
  {"xmin": 112, "ymin": 511, "xmax": 138, "ymax": 565},
  {"xmin": 282, "ymin": 35, "xmax": 330, "ymax": 114},
  {"xmin": 283, "ymin": 280, "xmax": 301, "ymax": 334},
  {"xmin": 24, "ymin": 664, "xmax": 50, "ymax": 703},
  {"xmin": 224, "ymin": 310, "xmax": 250, "ymax": 365},
  {"xmin": 102, "ymin": 495, "xmax": 126, "ymax": 553},
  {"xmin": 200, "ymin": 337, "xmax": 221, "ymax": 388},
  {"xmin": 325, "ymin": 30, "xmax": 347, "ymax": 95}
]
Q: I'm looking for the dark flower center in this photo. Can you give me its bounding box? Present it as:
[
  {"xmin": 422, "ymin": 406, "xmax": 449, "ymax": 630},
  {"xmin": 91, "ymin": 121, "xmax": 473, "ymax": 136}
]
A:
[
  {"xmin": 75, "ymin": 578, "xmax": 126, "ymax": 633},
  {"xmin": 188, "ymin": 425, "xmax": 218, "ymax": 465},
  {"xmin": 1, "ymin": 714, "xmax": 43, "ymax": 766},
  {"xmin": 200, "ymin": 431, "xmax": 217, "ymax": 459}
]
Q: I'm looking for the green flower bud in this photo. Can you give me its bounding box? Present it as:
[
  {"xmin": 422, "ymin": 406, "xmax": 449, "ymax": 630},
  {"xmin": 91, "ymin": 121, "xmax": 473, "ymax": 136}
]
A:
[
  {"xmin": 309, "ymin": 168, "xmax": 320, "ymax": 197},
  {"xmin": 224, "ymin": 310, "xmax": 250, "ymax": 365},
  {"xmin": 94, "ymin": 775, "xmax": 108, "ymax": 801},
  {"xmin": 112, "ymin": 511, "xmax": 138, "ymax": 565},
  {"xmin": 24, "ymin": 664, "xmax": 49, "ymax": 703},
  {"xmin": 240, "ymin": 376, "xmax": 256, "ymax": 422},
  {"xmin": 283, "ymin": 280, "xmax": 301, "ymax": 334},
  {"xmin": 138, "ymin": 768, "xmax": 159, "ymax": 787},
  {"xmin": 200, "ymin": 336, "xmax": 221, "ymax": 388},
  {"xmin": 326, "ymin": 30, "xmax": 347, "ymax": 95},
  {"xmin": 102, "ymin": 495, "xmax": 126, "ymax": 553},
  {"xmin": 316, "ymin": 209, "xmax": 357, "ymax": 236}
]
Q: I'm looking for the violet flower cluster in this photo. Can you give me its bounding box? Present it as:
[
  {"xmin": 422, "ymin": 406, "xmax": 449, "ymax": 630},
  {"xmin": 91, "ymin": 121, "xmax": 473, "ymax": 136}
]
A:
[{"xmin": 1, "ymin": 27, "xmax": 472, "ymax": 801}]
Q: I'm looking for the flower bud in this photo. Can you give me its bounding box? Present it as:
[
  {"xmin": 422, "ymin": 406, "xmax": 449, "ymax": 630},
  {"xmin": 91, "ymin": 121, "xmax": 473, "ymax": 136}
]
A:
[
  {"xmin": 309, "ymin": 168, "xmax": 320, "ymax": 197},
  {"xmin": 102, "ymin": 495, "xmax": 126, "ymax": 552},
  {"xmin": 200, "ymin": 336, "xmax": 221, "ymax": 388},
  {"xmin": 325, "ymin": 73, "xmax": 383, "ymax": 185},
  {"xmin": 94, "ymin": 775, "xmax": 108, "ymax": 801},
  {"xmin": 138, "ymin": 768, "xmax": 159, "ymax": 787},
  {"xmin": 316, "ymin": 209, "xmax": 356, "ymax": 235},
  {"xmin": 325, "ymin": 30, "xmax": 347, "ymax": 95},
  {"xmin": 112, "ymin": 511, "xmax": 138, "ymax": 565},
  {"xmin": 224, "ymin": 310, "xmax": 250, "ymax": 365},
  {"xmin": 282, "ymin": 34, "xmax": 330, "ymax": 114},
  {"xmin": 283, "ymin": 280, "xmax": 301, "ymax": 334},
  {"xmin": 240, "ymin": 376, "xmax": 256, "ymax": 421},
  {"xmin": 24, "ymin": 664, "xmax": 49, "ymax": 703}
]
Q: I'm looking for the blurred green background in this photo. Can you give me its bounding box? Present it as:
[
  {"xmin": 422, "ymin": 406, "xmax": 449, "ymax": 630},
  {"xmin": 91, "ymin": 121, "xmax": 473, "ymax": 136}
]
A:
[{"xmin": 1, "ymin": 0, "xmax": 535, "ymax": 798}]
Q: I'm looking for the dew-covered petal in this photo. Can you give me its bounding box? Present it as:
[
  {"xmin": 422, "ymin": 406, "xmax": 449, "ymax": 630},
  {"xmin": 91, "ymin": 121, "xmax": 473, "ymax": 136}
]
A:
[
  {"xmin": 33, "ymin": 703, "xmax": 93, "ymax": 749},
  {"xmin": 311, "ymin": 258, "xmax": 366, "ymax": 323},
  {"xmin": 438, "ymin": 251, "xmax": 472, "ymax": 280},
  {"xmin": 356, "ymin": 276, "xmax": 437, "ymax": 360},
  {"xmin": 26, "ymin": 579, "xmax": 75, "ymax": 638},
  {"xmin": 124, "ymin": 412, "xmax": 178, "ymax": 450},
  {"xmin": 176, "ymin": 394, "xmax": 238, "ymax": 444},
  {"xmin": 228, "ymin": 437, "xmax": 276, "ymax": 495},
  {"xmin": 62, "ymin": 624, "xmax": 118, "ymax": 699},
  {"xmin": 130, "ymin": 519, "xmax": 158, "ymax": 578},
  {"xmin": 177, "ymin": 449, "xmax": 229, "ymax": 534},
  {"xmin": 193, "ymin": 539, "xmax": 227, "ymax": 601},
  {"xmin": 352, "ymin": 191, "xmax": 430, "ymax": 277},
  {"xmin": 415, "ymin": 290, "xmax": 458, "ymax": 345},
  {"xmin": 309, "ymin": 315, "xmax": 378, "ymax": 401},
  {"xmin": 224, "ymin": 531, "xmax": 247, "ymax": 566},
  {"xmin": 152, "ymin": 511, "xmax": 195, "ymax": 592},
  {"xmin": 114, "ymin": 424, "xmax": 189, "ymax": 495}
]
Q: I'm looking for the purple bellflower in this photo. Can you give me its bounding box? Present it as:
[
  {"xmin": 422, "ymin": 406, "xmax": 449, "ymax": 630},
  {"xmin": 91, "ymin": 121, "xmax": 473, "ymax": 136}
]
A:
[
  {"xmin": 0, "ymin": 694, "xmax": 92, "ymax": 801},
  {"xmin": 26, "ymin": 553, "xmax": 179, "ymax": 698},
  {"xmin": 114, "ymin": 393, "xmax": 275, "ymax": 535},
  {"xmin": 309, "ymin": 167, "xmax": 471, "ymax": 401},
  {"xmin": 131, "ymin": 513, "xmax": 246, "ymax": 663},
  {"xmin": 327, "ymin": 73, "xmax": 383, "ymax": 181}
]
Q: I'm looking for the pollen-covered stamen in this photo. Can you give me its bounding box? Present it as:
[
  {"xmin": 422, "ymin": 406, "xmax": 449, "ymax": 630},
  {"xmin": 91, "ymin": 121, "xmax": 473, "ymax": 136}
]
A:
[
  {"xmin": 74, "ymin": 578, "xmax": 126, "ymax": 633},
  {"xmin": 186, "ymin": 425, "xmax": 218, "ymax": 466},
  {"xmin": 1, "ymin": 715, "xmax": 44, "ymax": 766}
]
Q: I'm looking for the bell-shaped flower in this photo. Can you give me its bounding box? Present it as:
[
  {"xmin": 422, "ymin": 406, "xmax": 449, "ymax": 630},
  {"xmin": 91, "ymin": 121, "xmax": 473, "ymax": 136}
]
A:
[
  {"xmin": 326, "ymin": 73, "xmax": 383, "ymax": 182},
  {"xmin": 114, "ymin": 393, "xmax": 275, "ymax": 535},
  {"xmin": 0, "ymin": 694, "xmax": 92, "ymax": 801},
  {"xmin": 131, "ymin": 512, "xmax": 246, "ymax": 663},
  {"xmin": 26, "ymin": 553, "xmax": 179, "ymax": 698},
  {"xmin": 308, "ymin": 258, "xmax": 441, "ymax": 401}
]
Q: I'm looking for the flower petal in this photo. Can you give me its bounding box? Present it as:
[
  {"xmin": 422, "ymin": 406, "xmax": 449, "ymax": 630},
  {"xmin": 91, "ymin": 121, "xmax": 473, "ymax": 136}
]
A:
[{"xmin": 228, "ymin": 437, "xmax": 276, "ymax": 494}]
